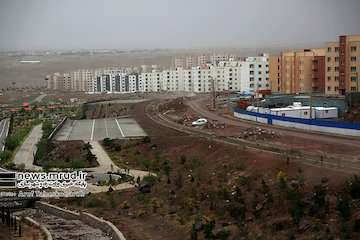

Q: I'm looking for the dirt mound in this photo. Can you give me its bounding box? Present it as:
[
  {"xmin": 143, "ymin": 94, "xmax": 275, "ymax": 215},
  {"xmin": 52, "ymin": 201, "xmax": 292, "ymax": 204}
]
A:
[
  {"xmin": 239, "ymin": 127, "xmax": 280, "ymax": 140},
  {"xmin": 158, "ymin": 97, "xmax": 187, "ymax": 112},
  {"xmin": 344, "ymin": 105, "xmax": 360, "ymax": 123}
]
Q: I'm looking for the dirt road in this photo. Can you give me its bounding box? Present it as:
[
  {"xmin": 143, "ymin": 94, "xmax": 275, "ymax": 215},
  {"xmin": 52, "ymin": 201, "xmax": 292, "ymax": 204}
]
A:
[{"xmin": 188, "ymin": 98, "xmax": 360, "ymax": 146}]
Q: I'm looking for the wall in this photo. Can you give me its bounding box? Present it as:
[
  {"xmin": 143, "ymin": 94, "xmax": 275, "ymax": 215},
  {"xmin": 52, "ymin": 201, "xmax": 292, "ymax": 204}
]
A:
[
  {"xmin": 234, "ymin": 108, "xmax": 360, "ymax": 137},
  {"xmin": 22, "ymin": 216, "xmax": 53, "ymax": 240},
  {"xmin": 47, "ymin": 117, "xmax": 68, "ymax": 140}
]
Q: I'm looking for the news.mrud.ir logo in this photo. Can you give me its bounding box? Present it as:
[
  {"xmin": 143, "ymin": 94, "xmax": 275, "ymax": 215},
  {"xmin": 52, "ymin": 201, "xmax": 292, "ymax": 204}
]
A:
[{"xmin": 0, "ymin": 171, "xmax": 87, "ymax": 189}]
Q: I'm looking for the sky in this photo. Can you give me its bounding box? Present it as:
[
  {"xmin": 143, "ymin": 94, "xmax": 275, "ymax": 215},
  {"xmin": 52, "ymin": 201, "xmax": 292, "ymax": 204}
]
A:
[{"xmin": 0, "ymin": 0, "xmax": 359, "ymax": 51}]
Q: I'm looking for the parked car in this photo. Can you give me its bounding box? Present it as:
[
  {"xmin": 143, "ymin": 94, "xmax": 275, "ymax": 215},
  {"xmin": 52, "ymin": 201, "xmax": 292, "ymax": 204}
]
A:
[{"xmin": 192, "ymin": 118, "xmax": 208, "ymax": 126}]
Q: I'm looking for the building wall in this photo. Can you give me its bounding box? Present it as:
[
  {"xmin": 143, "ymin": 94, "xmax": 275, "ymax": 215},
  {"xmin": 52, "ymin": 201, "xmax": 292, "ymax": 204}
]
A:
[
  {"xmin": 325, "ymin": 42, "xmax": 340, "ymax": 95},
  {"xmin": 341, "ymin": 35, "xmax": 360, "ymax": 94},
  {"xmin": 46, "ymin": 55, "xmax": 271, "ymax": 94},
  {"xmin": 278, "ymin": 49, "xmax": 325, "ymax": 94},
  {"xmin": 269, "ymin": 55, "xmax": 281, "ymax": 93}
]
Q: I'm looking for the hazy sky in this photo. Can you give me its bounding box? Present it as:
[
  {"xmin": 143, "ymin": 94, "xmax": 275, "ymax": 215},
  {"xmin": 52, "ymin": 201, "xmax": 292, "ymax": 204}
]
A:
[{"xmin": 0, "ymin": 0, "xmax": 359, "ymax": 51}]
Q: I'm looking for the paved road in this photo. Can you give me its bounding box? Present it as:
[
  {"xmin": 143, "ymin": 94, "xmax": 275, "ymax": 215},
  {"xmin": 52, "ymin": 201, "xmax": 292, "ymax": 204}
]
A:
[
  {"xmin": 0, "ymin": 118, "xmax": 10, "ymax": 151},
  {"xmin": 54, "ymin": 118, "xmax": 147, "ymax": 141},
  {"xmin": 33, "ymin": 93, "xmax": 47, "ymax": 103},
  {"xmin": 13, "ymin": 124, "xmax": 43, "ymax": 170}
]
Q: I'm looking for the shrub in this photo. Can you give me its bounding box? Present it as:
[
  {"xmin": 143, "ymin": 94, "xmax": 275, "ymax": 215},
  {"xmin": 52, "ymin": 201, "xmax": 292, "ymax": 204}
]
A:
[
  {"xmin": 141, "ymin": 175, "xmax": 158, "ymax": 187},
  {"xmin": 84, "ymin": 195, "xmax": 103, "ymax": 208},
  {"xmin": 142, "ymin": 136, "xmax": 151, "ymax": 144},
  {"xmin": 215, "ymin": 229, "xmax": 231, "ymax": 240},
  {"xmin": 336, "ymin": 193, "xmax": 351, "ymax": 220},
  {"xmin": 346, "ymin": 175, "xmax": 360, "ymax": 199},
  {"xmin": 103, "ymin": 138, "xmax": 114, "ymax": 148},
  {"xmin": 0, "ymin": 150, "xmax": 12, "ymax": 162}
]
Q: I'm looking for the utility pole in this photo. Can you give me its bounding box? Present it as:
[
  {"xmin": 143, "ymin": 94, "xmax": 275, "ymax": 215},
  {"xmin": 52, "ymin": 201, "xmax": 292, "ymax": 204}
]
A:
[
  {"xmin": 211, "ymin": 77, "xmax": 216, "ymax": 109},
  {"xmin": 309, "ymin": 92, "xmax": 313, "ymax": 119}
]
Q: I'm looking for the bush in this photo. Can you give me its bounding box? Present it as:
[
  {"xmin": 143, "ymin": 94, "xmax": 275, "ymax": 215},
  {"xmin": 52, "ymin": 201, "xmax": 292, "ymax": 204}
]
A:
[
  {"xmin": 346, "ymin": 175, "xmax": 360, "ymax": 199},
  {"xmin": 103, "ymin": 138, "xmax": 114, "ymax": 148},
  {"xmin": 336, "ymin": 193, "xmax": 351, "ymax": 220},
  {"xmin": 84, "ymin": 195, "xmax": 104, "ymax": 208},
  {"xmin": 0, "ymin": 150, "xmax": 12, "ymax": 162},
  {"xmin": 141, "ymin": 175, "xmax": 158, "ymax": 187},
  {"xmin": 142, "ymin": 136, "xmax": 151, "ymax": 144},
  {"xmin": 5, "ymin": 136, "xmax": 19, "ymax": 151}
]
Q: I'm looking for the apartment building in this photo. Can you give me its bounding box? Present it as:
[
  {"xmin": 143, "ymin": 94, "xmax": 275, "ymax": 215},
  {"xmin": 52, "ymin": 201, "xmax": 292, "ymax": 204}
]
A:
[
  {"xmin": 269, "ymin": 49, "xmax": 325, "ymax": 94},
  {"xmin": 197, "ymin": 55, "xmax": 209, "ymax": 66},
  {"xmin": 46, "ymin": 72, "xmax": 71, "ymax": 90},
  {"xmin": 210, "ymin": 54, "xmax": 230, "ymax": 65},
  {"xmin": 174, "ymin": 58, "xmax": 185, "ymax": 68},
  {"xmin": 47, "ymin": 54, "xmax": 271, "ymax": 94},
  {"xmin": 185, "ymin": 56, "xmax": 195, "ymax": 68},
  {"xmin": 325, "ymin": 35, "xmax": 360, "ymax": 95},
  {"xmin": 139, "ymin": 70, "xmax": 161, "ymax": 92}
]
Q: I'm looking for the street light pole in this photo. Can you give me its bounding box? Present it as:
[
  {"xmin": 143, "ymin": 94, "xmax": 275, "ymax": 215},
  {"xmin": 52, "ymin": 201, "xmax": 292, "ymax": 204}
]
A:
[{"xmin": 211, "ymin": 77, "xmax": 216, "ymax": 109}]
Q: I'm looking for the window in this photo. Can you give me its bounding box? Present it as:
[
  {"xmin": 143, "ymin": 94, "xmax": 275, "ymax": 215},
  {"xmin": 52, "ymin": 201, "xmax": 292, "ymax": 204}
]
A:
[
  {"xmin": 351, "ymin": 66, "xmax": 357, "ymax": 72},
  {"xmin": 258, "ymin": 77, "xmax": 262, "ymax": 81},
  {"xmin": 250, "ymin": 77, "xmax": 254, "ymax": 82},
  {"xmin": 327, "ymin": 86, "xmax": 331, "ymax": 91},
  {"xmin": 351, "ymin": 46, "xmax": 357, "ymax": 52},
  {"xmin": 327, "ymin": 57, "xmax": 331, "ymax": 62},
  {"xmin": 335, "ymin": 76, "xmax": 339, "ymax": 81},
  {"xmin": 351, "ymin": 76, "xmax": 358, "ymax": 82},
  {"xmin": 351, "ymin": 87, "xmax": 357, "ymax": 91},
  {"xmin": 258, "ymin": 84, "xmax": 262, "ymax": 88},
  {"xmin": 351, "ymin": 56, "xmax": 357, "ymax": 62},
  {"xmin": 327, "ymin": 76, "xmax": 331, "ymax": 81},
  {"xmin": 258, "ymin": 71, "xmax": 262, "ymax": 74},
  {"xmin": 335, "ymin": 57, "xmax": 339, "ymax": 62},
  {"xmin": 258, "ymin": 65, "xmax": 262, "ymax": 68},
  {"xmin": 335, "ymin": 67, "xmax": 339, "ymax": 72},
  {"xmin": 335, "ymin": 47, "xmax": 339, "ymax": 52},
  {"xmin": 327, "ymin": 47, "xmax": 331, "ymax": 52},
  {"xmin": 250, "ymin": 83, "xmax": 254, "ymax": 88},
  {"xmin": 304, "ymin": 111, "xmax": 308, "ymax": 115},
  {"xmin": 250, "ymin": 71, "xmax": 254, "ymax": 75},
  {"xmin": 250, "ymin": 64, "xmax": 254, "ymax": 68},
  {"xmin": 327, "ymin": 67, "xmax": 331, "ymax": 72}
]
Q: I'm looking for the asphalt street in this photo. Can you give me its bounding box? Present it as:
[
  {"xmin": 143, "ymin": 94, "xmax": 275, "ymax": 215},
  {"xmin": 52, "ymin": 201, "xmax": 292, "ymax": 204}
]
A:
[{"xmin": 54, "ymin": 118, "xmax": 147, "ymax": 141}]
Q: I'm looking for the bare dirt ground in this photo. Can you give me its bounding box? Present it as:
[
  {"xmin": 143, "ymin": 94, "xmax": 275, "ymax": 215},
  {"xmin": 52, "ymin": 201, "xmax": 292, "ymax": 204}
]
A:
[
  {"xmin": 160, "ymin": 97, "xmax": 360, "ymax": 171},
  {"xmin": 0, "ymin": 53, "xmax": 174, "ymax": 88}
]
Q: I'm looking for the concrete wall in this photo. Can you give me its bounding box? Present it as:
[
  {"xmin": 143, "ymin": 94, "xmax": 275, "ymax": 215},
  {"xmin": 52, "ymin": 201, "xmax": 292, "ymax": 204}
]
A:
[
  {"xmin": 22, "ymin": 216, "xmax": 53, "ymax": 240},
  {"xmin": 48, "ymin": 117, "xmax": 68, "ymax": 140},
  {"xmin": 35, "ymin": 202, "xmax": 126, "ymax": 240}
]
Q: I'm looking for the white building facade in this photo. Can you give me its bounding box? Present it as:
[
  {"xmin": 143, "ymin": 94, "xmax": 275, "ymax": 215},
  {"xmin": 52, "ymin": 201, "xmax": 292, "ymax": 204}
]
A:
[{"xmin": 47, "ymin": 54, "xmax": 271, "ymax": 95}]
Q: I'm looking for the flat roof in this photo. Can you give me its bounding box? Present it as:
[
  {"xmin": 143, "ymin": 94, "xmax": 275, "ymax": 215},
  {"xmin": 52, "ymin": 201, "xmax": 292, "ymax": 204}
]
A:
[{"xmin": 271, "ymin": 106, "xmax": 337, "ymax": 111}]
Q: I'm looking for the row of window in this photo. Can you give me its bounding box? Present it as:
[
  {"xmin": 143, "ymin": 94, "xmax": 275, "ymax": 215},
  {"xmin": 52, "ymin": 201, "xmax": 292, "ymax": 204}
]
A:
[{"xmin": 327, "ymin": 66, "xmax": 357, "ymax": 72}]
